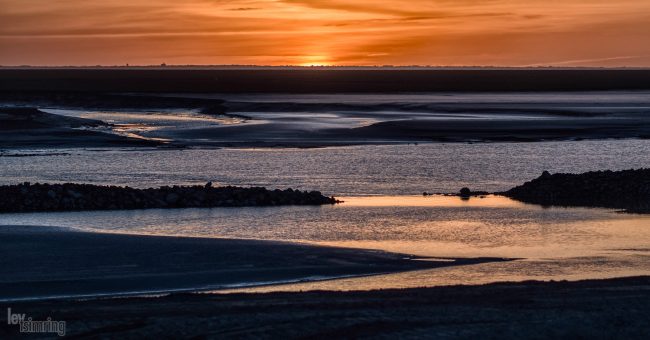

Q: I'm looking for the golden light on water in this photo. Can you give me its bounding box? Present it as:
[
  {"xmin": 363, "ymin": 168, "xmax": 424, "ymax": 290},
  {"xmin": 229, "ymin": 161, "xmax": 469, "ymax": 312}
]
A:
[{"xmin": 339, "ymin": 195, "xmax": 524, "ymax": 208}]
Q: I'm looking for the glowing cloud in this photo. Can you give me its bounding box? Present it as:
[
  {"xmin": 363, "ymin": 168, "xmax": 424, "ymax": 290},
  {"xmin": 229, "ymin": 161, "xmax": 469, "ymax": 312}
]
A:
[{"xmin": 0, "ymin": 0, "xmax": 649, "ymax": 66}]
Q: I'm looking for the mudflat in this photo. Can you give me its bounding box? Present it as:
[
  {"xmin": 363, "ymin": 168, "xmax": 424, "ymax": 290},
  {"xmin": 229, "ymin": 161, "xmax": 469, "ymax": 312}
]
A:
[
  {"xmin": 0, "ymin": 226, "xmax": 505, "ymax": 301},
  {"xmin": 2, "ymin": 276, "xmax": 648, "ymax": 338},
  {"xmin": 0, "ymin": 107, "xmax": 158, "ymax": 148}
]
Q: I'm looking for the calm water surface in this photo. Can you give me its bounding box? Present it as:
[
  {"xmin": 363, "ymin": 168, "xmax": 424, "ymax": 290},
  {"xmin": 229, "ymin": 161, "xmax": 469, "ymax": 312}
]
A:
[
  {"xmin": 1, "ymin": 140, "xmax": 649, "ymax": 289},
  {"xmin": 1, "ymin": 195, "xmax": 648, "ymax": 289},
  {"xmin": 1, "ymin": 140, "xmax": 649, "ymax": 195}
]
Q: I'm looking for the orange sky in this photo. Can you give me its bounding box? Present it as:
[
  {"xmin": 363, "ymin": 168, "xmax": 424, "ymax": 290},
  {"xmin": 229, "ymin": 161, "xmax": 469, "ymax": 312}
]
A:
[{"xmin": 1, "ymin": 0, "xmax": 649, "ymax": 66}]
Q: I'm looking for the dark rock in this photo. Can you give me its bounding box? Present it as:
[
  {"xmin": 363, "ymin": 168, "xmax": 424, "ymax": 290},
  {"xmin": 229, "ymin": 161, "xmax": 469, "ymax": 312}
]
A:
[
  {"xmin": 165, "ymin": 193, "xmax": 179, "ymax": 204},
  {"xmin": 459, "ymin": 187, "xmax": 471, "ymax": 197},
  {"xmin": 502, "ymin": 169, "xmax": 650, "ymax": 213},
  {"xmin": 0, "ymin": 183, "xmax": 339, "ymax": 213}
]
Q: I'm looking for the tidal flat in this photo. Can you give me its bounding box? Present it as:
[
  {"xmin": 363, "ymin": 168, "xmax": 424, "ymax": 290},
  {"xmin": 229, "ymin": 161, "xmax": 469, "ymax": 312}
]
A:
[{"xmin": 1, "ymin": 70, "xmax": 650, "ymax": 337}]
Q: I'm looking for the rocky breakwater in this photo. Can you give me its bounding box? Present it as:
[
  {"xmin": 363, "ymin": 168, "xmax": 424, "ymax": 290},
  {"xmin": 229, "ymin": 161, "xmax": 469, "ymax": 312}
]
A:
[
  {"xmin": 502, "ymin": 169, "xmax": 650, "ymax": 213},
  {"xmin": 0, "ymin": 182, "xmax": 338, "ymax": 213}
]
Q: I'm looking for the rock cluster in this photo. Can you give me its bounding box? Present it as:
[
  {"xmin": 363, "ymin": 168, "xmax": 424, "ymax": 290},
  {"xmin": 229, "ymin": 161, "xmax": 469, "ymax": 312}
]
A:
[
  {"xmin": 503, "ymin": 169, "xmax": 650, "ymax": 213},
  {"xmin": 0, "ymin": 183, "xmax": 338, "ymax": 213},
  {"xmin": 423, "ymin": 188, "xmax": 488, "ymax": 197}
]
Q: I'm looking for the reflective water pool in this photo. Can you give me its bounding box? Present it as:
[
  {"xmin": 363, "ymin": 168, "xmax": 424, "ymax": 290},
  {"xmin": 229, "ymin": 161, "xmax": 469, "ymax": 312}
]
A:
[{"xmin": 2, "ymin": 195, "xmax": 648, "ymax": 289}]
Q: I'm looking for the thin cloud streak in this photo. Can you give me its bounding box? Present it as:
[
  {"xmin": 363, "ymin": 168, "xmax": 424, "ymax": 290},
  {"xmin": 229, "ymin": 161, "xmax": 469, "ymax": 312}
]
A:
[
  {"xmin": 524, "ymin": 56, "xmax": 650, "ymax": 67},
  {"xmin": 0, "ymin": 0, "xmax": 649, "ymax": 66}
]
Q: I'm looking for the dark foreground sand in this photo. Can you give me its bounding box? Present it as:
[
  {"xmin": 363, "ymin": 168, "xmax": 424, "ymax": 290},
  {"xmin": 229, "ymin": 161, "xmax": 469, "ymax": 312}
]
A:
[
  {"xmin": 0, "ymin": 227, "xmax": 648, "ymax": 338},
  {"xmin": 0, "ymin": 226, "xmax": 504, "ymax": 301},
  {"xmin": 2, "ymin": 277, "xmax": 648, "ymax": 338}
]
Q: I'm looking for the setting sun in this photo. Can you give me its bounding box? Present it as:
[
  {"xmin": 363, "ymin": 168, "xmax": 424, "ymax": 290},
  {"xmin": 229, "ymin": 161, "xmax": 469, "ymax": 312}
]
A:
[
  {"xmin": 1, "ymin": 0, "xmax": 649, "ymax": 66},
  {"xmin": 298, "ymin": 55, "xmax": 333, "ymax": 67},
  {"xmin": 1, "ymin": 0, "xmax": 650, "ymax": 336}
]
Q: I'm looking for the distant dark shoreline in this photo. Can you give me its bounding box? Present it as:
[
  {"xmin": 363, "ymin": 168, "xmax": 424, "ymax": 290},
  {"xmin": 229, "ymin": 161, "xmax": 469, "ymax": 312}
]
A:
[{"xmin": 2, "ymin": 69, "xmax": 650, "ymax": 93}]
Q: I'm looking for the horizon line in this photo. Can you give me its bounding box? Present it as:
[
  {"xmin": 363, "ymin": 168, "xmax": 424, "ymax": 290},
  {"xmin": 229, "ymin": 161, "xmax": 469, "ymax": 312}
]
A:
[{"xmin": 2, "ymin": 65, "xmax": 650, "ymax": 70}]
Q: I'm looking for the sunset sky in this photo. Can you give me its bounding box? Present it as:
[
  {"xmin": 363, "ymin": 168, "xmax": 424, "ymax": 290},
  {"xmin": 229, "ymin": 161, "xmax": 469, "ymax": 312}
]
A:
[{"xmin": 1, "ymin": 0, "xmax": 649, "ymax": 66}]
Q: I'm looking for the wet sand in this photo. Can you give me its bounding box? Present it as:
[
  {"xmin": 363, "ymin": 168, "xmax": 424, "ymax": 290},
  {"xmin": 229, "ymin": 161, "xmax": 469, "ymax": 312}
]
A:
[
  {"xmin": 4, "ymin": 109, "xmax": 649, "ymax": 148},
  {"xmin": 0, "ymin": 226, "xmax": 506, "ymax": 301},
  {"xmin": 145, "ymin": 106, "xmax": 650, "ymax": 146},
  {"xmin": 2, "ymin": 276, "xmax": 648, "ymax": 338},
  {"xmin": 2, "ymin": 69, "xmax": 650, "ymax": 148},
  {"xmin": 4, "ymin": 90, "xmax": 650, "ymax": 148},
  {"xmin": 168, "ymin": 114, "xmax": 650, "ymax": 147},
  {"xmin": 0, "ymin": 107, "xmax": 158, "ymax": 148}
]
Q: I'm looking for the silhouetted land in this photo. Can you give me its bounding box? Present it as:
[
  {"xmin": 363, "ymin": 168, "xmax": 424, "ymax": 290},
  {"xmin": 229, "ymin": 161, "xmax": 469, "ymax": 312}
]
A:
[
  {"xmin": 2, "ymin": 274, "xmax": 648, "ymax": 338},
  {"xmin": 2, "ymin": 68, "xmax": 650, "ymax": 93},
  {"xmin": 503, "ymin": 169, "xmax": 650, "ymax": 213},
  {"xmin": 0, "ymin": 182, "xmax": 337, "ymax": 213}
]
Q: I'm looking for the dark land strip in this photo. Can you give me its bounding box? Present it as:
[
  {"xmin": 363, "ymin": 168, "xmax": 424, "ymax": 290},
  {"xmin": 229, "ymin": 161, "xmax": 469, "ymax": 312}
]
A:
[
  {"xmin": 2, "ymin": 68, "xmax": 650, "ymax": 93},
  {"xmin": 2, "ymin": 275, "xmax": 648, "ymax": 338}
]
